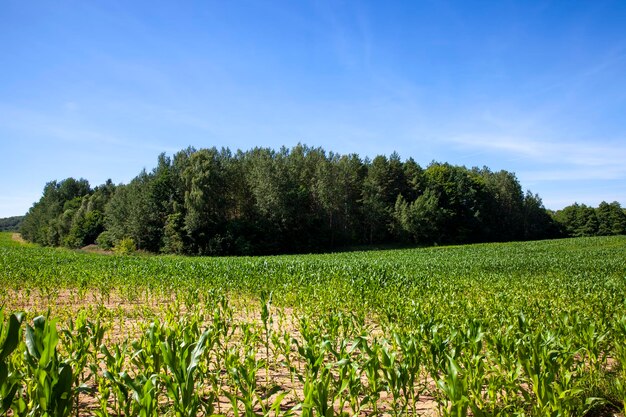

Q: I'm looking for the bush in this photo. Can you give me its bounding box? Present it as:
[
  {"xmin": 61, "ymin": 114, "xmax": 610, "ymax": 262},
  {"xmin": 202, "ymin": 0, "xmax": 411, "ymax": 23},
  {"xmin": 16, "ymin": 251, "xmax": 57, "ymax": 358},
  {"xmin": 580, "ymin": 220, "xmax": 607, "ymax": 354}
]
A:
[
  {"xmin": 114, "ymin": 237, "xmax": 136, "ymax": 255},
  {"xmin": 96, "ymin": 231, "xmax": 115, "ymax": 250}
]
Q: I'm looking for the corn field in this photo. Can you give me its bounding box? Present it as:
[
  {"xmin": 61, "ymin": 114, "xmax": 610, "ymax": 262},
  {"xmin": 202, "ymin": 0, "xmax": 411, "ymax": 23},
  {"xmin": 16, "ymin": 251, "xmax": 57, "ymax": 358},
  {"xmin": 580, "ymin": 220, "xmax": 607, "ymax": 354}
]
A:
[{"xmin": 0, "ymin": 232, "xmax": 625, "ymax": 416}]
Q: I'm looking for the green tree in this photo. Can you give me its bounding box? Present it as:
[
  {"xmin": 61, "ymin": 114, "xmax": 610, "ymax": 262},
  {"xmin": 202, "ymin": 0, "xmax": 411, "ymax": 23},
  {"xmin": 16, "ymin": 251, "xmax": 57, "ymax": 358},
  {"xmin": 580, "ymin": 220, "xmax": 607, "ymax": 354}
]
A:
[
  {"xmin": 393, "ymin": 189, "xmax": 441, "ymax": 243},
  {"xmin": 523, "ymin": 191, "xmax": 557, "ymax": 239},
  {"xmin": 476, "ymin": 168, "xmax": 524, "ymax": 241},
  {"xmin": 183, "ymin": 148, "xmax": 228, "ymax": 254},
  {"xmin": 596, "ymin": 201, "xmax": 626, "ymax": 235},
  {"xmin": 361, "ymin": 155, "xmax": 399, "ymax": 243},
  {"xmin": 21, "ymin": 178, "xmax": 91, "ymax": 246},
  {"xmin": 424, "ymin": 163, "xmax": 486, "ymax": 243}
]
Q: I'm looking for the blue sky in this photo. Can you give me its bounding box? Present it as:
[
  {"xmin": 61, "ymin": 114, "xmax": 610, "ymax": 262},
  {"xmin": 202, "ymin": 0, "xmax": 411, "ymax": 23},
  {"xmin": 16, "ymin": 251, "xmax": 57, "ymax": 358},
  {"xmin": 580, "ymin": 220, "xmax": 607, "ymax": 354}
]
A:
[{"xmin": 2, "ymin": 1, "xmax": 626, "ymax": 217}]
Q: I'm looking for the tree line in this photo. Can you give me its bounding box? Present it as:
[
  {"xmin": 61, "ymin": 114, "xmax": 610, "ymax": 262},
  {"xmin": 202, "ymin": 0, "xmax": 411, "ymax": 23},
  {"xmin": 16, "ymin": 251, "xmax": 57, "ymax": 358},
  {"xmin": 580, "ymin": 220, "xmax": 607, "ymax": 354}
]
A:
[
  {"xmin": 19, "ymin": 144, "xmax": 625, "ymax": 255},
  {"xmin": 0, "ymin": 216, "xmax": 24, "ymax": 232},
  {"xmin": 552, "ymin": 201, "xmax": 626, "ymax": 237}
]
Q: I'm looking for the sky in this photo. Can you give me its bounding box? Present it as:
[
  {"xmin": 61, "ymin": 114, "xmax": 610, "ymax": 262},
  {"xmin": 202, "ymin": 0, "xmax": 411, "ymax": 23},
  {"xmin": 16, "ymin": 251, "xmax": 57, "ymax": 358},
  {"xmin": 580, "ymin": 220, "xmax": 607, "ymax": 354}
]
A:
[{"xmin": 1, "ymin": 0, "xmax": 626, "ymax": 217}]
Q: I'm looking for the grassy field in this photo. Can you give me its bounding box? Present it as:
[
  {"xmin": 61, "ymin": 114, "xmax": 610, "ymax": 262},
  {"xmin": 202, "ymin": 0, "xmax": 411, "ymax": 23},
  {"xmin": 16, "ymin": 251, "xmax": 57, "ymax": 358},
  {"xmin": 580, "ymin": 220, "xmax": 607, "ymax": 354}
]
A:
[{"xmin": 0, "ymin": 231, "xmax": 625, "ymax": 416}]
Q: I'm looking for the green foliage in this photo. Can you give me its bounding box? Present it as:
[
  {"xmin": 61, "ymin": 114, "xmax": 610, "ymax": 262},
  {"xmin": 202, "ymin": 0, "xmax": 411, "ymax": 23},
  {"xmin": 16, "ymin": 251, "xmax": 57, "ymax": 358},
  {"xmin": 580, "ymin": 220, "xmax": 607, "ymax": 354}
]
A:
[
  {"xmin": 95, "ymin": 231, "xmax": 115, "ymax": 250},
  {"xmin": 114, "ymin": 237, "xmax": 136, "ymax": 255},
  {"xmin": 0, "ymin": 234, "xmax": 625, "ymax": 415},
  {"xmin": 23, "ymin": 315, "xmax": 75, "ymax": 417},
  {"xmin": 393, "ymin": 189, "xmax": 441, "ymax": 243},
  {"xmin": 21, "ymin": 145, "xmax": 566, "ymax": 255},
  {"xmin": 162, "ymin": 212, "xmax": 185, "ymax": 254},
  {"xmin": 554, "ymin": 201, "xmax": 626, "ymax": 238},
  {"xmin": 0, "ymin": 310, "xmax": 24, "ymax": 414},
  {"xmin": 0, "ymin": 216, "xmax": 24, "ymax": 232}
]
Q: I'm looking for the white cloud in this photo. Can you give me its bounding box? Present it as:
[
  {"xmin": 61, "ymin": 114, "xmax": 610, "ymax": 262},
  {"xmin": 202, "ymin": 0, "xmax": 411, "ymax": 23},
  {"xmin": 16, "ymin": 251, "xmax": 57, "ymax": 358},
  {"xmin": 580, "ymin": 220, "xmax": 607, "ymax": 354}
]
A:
[{"xmin": 448, "ymin": 134, "xmax": 626, "ymax": 172}]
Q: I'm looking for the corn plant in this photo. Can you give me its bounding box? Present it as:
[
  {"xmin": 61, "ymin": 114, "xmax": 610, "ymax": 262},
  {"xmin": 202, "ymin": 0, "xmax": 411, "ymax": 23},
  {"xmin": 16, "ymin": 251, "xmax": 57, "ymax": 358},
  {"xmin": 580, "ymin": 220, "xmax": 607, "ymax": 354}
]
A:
[
  {"xmin": 614, "ymin": 315, "xmax": 626, "ymax": 414},
  {"xmin": 517, "ymin": 329, "xmax": 583, "ymax": 417},
  {"xmin": 357, "ymin": 336, "xmax": 383, "ymax": 415},
  {"xmin": 436, "ymin": 356, "xmax": 469, "ymax": 417},
  {"xmin": 130, "ymin": 320, "xmax": 165, "ymax": 377},
  {"xmin": 99, "ymin": 341, "xmax": 131, "ymax": 417},
  {"xmin": 378, "ymin": 341, "xmax": 410, "ymax": 416},
  {"xmin": 0, "ymin": 310, "xmax": 24, "ymax": 414},
  {"xmin": 393, "ymin": 331, "xmax": 425, "ymax": 414},
  {"xmin": 224, "ymin": 344, "xmax": 264, "ymax": 417},
  {"xmin": 61, "ymin": 311, "xmax": 106, "ymax": 417},
  {"xmin": 260, "ymin": 290, "xmax": 273, "ymax": 383},
  {"xmin": 301, "ymin": 366, "xmax": 335, "ymax": 417},
  {"xmin": 161, "ymin": 328, "xmax": 215, "ymax": 417},
  {"xmin": 23, "ymin": 315, "xmax": 75, "ymax": 417}
]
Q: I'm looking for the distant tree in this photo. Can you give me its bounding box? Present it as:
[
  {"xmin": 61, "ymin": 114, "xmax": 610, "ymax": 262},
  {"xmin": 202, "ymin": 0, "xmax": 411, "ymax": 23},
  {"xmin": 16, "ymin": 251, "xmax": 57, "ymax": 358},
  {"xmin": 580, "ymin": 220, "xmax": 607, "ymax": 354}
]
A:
[
  {"xmin": 555, "ymin": 201, "xmax": 626, "ymax": 237},
  {"xmin": 361, "ymin": 155, "xmax": 395, "ymax": 243},
  {"xmin": 162, "ymin": 210, "xmax": 185, "ymax": 254},
  {"xmin": 0, "ymin": 216, "xmax": 24, "ymax": 232},
  {"xmin": 423, "ymin": 163, "xmax": 486, "ymax": 243},
  {"xmin": 523, "ymin": 191, "xmax": 558, "ymax": 240},
  {"xmin": 105, "ymin": 172, "xmax": 161, "ymax": 250},
  {"xmin": 596, "ymin": 201, "xmax": 626, "ymax": 235},
  {"xmin": 335, "ymin": 153, "xmax": 366, "ymax": 243},
  {"xmin": 183, "ymin": 148, "xmax": 228, "ymax": 254},
  {"xmin": 393, "ymin": 189, "xmax": 441, "ymax": 243},
  {"xmin": 22, "ymin": 145, "xmax": 576, "ymax": 255},
  {"xmin": 553, "ymin": 203, "xmax": 599, "ymax": 237},
  {"xmin": 402, "ymin": 158, "xmax": 425, "ymax": 201},
  {"xmin": 476, "ymin": 168, "xmax": 524, "ymax": 241},
  {"xmin": 21, "ymin": 178, "xmax": 91, "ymax": 246}
]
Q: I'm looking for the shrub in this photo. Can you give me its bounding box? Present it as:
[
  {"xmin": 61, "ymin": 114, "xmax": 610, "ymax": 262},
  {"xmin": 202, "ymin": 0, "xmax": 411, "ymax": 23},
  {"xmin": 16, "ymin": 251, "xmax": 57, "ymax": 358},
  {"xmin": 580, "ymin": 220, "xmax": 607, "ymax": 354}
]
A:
[
  {"xmin": 96, "ymin": 231, "xmax": 115, "ymax": 250},
  {"xmin": 114, "ymin": 237, "xmax": 136, "ymax": 255}
]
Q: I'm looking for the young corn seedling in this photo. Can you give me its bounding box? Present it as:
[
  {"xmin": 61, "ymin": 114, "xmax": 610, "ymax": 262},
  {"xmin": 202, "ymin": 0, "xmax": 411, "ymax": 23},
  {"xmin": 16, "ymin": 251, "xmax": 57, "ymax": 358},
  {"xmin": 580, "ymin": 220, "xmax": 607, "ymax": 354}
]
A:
[
  {"xmin": 0, "ymin": 310, "xmax": 24, "ymax": 414},
  {"xmin": 294, "ymin": 317, "xmax": 329, "ymax": 382},
  {"xmin": 225, "ymin": 344, "xmax": 266, "ymax": 417},
  {"xmin": 120, "ymin": 372, "xmax": 160, "ymax": 417},
  {"xmin": 23, "ymin": 315, "xmax": 75, "ymax": 417},
  {"xmin": 436, "ymin": 355, "xmax": 469, "ymax": 417},
  {"xmin": 130, "ymin": 320, "xmax": 165, "ymax": 376},
  {"xmin": 62, "ymin": 311, "xmax": 103, "ymax": 417},
  {"xmin": 614, "ymin": 315, "xmax": 626, "ymax": 414},
  {"xmin": 301, "ymin": 366, "xmax": 336, "ymax": 417},
  {"xmin": 379, "ymin": 341, "xmax": 410, "ymax": 416},
  {"xmin": 260, "ymin": 290, "xmax": 273, "ymax": 384},
  {"xmin": 456, "ymin": 319, "xmax": 496, "ymax": 415},
  {"xmin": 517, "ymin": 329, "xmax": 583, "ymax": 417},
  {"xmin": 99, "ymin": 341, "xmax": 131, "ymax": 417},
  {"xmin": 270, "ymin": 329, "xmax": 294, "ymax": 384},
  {"xmin": 393, "ymin": 331, "xmax": 425, "ymax": 414},
  {"xmin": 357, "ymin": 336, "xmax": 383, "ymax": 415},
  {"xmin": 487, "ymin": 324, "xmax": 524, "ymax": 410},
  {"xmin": 161, "ymin": 329, "xmax": 216, "ymax": 417},
  {"xmin": 573, "ymin": 317, "xmax": 609, "ymax": 381},
  {"xmin": 327, "ymin": 337, "xmax": 361, "ymax": 416}
]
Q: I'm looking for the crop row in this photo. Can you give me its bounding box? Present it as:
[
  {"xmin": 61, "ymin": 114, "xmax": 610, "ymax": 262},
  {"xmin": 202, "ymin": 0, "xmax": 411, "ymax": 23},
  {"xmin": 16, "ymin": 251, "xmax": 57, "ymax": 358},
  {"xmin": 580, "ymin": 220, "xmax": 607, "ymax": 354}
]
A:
[{"xmin": 1, "ymin": 233, "xmax": 625, "ymax": 415}]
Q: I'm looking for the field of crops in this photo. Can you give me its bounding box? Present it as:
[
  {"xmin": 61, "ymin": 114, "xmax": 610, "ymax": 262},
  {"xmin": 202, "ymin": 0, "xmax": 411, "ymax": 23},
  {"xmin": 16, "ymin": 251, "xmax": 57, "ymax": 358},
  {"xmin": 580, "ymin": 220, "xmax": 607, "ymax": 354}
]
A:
[{"xmin": 0, "ymin": 231, "xmax": 625, "ymax": 416}]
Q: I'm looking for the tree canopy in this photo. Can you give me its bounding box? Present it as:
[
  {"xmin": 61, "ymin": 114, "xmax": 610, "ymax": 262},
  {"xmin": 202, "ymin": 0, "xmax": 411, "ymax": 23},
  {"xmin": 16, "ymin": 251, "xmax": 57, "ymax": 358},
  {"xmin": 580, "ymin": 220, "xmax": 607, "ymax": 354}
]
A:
[
  {"xmin": 0, "ymin": 216, "xmax": 24, "ymax": 232},
  {"xmin": 20, "ymin": 144, "xmax": 623, "ymax": 255}
]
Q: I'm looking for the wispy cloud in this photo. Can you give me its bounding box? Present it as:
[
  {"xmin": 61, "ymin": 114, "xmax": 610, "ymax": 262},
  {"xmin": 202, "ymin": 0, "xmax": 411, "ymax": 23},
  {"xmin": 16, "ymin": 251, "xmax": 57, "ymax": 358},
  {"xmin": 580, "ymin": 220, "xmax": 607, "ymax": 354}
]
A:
[
  {"xmin": 449, "ymin": 134, "xmax": 626, "ymax": 174},
  {"xmin": 0, "ymin": 103, "xmax": 180, "ymax": 154}
]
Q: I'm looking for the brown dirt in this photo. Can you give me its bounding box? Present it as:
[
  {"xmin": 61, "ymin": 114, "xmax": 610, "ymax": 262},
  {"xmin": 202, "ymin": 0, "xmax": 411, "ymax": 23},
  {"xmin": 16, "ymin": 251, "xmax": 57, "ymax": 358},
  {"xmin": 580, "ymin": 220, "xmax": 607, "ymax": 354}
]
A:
[
  {"xmin": 80, "ymin": 244, "xmax": 114, "ymax": 255},
  {"xmin": 4, "ymin": 289, "xmax": 442, "ymax": 417},
  {"xmin": 11, "ymin": 233, "xmax": 25, "ymax": 243}
]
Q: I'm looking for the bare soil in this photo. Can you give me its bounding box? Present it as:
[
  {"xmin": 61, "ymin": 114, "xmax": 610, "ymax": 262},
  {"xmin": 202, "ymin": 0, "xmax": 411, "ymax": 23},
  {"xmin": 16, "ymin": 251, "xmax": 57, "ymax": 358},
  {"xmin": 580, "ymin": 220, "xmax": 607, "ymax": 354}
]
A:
[
  {"xmin": 4, "ymin": 289, "xmax": 441, "ymax": 416},
  {"xmin": 11, "ymin": 232, "xmax": 25, "ymax": 243}
]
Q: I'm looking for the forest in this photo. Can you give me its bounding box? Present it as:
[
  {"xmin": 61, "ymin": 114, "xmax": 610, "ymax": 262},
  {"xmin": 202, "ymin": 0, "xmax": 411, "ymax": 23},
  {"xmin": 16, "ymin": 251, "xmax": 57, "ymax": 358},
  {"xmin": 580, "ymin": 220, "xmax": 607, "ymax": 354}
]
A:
[
  {"xmin": 0, "ymin": 215, "xmax": 23, "ymax": 232},
  {"xmin": 19, "ymin": 144, "xmax": 626, "ymax": 255}
]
